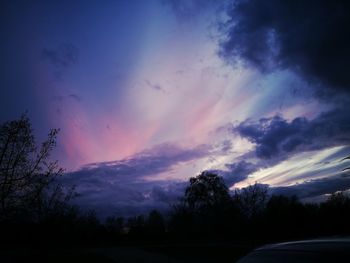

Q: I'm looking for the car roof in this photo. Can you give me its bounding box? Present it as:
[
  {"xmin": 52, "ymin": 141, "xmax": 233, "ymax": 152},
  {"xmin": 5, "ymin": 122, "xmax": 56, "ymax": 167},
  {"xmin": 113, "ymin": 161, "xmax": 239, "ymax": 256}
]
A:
[{"xmin": 257, "ymin": 238, "xmax": 350, "ymax": 252}]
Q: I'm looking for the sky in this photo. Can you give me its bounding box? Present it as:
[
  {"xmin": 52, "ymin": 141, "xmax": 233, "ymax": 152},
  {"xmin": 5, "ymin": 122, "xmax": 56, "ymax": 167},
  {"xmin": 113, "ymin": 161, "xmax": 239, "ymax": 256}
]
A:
[{"xmin": 1, "ymin": 0, "xmax": 350, "ymax": 217}]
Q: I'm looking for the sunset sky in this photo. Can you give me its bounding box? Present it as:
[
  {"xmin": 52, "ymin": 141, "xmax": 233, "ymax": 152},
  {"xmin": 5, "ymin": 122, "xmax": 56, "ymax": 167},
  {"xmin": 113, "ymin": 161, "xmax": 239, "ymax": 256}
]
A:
[{"xmin": 1, "ymin": 0, "xmax": 350, "ymax": 217}]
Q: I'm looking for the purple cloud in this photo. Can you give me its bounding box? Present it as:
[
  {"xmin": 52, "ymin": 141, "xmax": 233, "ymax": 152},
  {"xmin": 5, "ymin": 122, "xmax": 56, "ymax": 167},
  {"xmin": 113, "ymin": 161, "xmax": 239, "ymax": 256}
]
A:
[
  {"xmin": 209, "ymin": 160, "xmax": 259, "ymax": 187},
  {"xmin": 235, "ymin": 107, "xmax": 350, "ymax": 159},
  {"xmin": 61, "ymin": 143, "xmax": 210, "ymax": 217}
]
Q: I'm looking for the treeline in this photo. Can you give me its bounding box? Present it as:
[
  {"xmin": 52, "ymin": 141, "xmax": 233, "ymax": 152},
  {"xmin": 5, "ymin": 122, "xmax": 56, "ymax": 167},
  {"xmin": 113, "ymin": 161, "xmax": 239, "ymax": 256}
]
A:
[
  {"xmin": 3, "ymin": 173, "xmax": 350, "ymax": 248},
  {"xmin": 104, "ymin": 173, "xmax": 350, "ymax": 245},
  {"xmin": 1, "ymin": 115, "xmax": 350, "ymax": 248}
]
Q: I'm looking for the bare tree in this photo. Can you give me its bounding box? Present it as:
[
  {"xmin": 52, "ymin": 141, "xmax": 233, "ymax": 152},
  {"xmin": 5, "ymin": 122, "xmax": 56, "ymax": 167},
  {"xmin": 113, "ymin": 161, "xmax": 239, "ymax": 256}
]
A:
[
  {"xmin": 233, "ymin": 183, "xmax": 269, "ymax": 218},
  {"xmin": 0, "ymin": 114, "xmax": 69, "ymax": 221}
]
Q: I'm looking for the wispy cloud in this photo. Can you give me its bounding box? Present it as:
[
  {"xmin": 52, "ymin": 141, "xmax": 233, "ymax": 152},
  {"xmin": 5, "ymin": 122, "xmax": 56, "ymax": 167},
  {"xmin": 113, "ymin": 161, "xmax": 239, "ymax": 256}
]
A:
[
  {"xmin": 41, "ymin": 43, "xmax": 79, "ymax": 80},
  {"xmin": 163, "ymin": 0, "xmax": 220, "ymax": 22},
  {"xmin": 42, "ymin": 43, "xmax": 79, "ymax": 68}
]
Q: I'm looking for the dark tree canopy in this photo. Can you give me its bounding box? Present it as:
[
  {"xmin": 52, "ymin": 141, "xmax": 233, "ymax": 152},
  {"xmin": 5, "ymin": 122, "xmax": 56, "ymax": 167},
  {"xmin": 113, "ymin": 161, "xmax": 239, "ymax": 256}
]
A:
[
  {"xmin": 147, "ymin": 209, "xmax": 165, "ymax": 234},
  {"xmin": 184, "ymin": 172, "xmax": 231, "ymax": 211}
]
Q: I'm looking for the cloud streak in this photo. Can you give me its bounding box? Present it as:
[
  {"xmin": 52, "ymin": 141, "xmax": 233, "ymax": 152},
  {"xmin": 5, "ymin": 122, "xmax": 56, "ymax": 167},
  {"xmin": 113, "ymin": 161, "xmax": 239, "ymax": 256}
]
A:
[
  {"xmin": 75, "ymin": 143, "xmax": 211, "ymax": 180},
  {"xmin": 272, "ymin": 175, "xmax": 350, "ymax": 200}
]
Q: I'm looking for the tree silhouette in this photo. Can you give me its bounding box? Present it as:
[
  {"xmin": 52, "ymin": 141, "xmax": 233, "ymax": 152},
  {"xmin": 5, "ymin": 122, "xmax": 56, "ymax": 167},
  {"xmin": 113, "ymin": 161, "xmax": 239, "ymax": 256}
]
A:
[
  {"xmin": 183, "ymin": 171, "xmax": 231, "ymax": 211},
  {"xmin": 169, "ymin": 172, "xmax": 235, "ymax": 238},
  {"xmin": 233, "ymin": 183, "xmax": 269, "ymax": 218},
  {"xmin": 0, "ymin": 114, "xmax": 68, "ymax": 221},
  {"xmin": 147, "ymin": 210, "xmax": 165, "ymax": 235},
  {"xmin": 105, "ymin": 216, "xmax": 125, "ymax": 234},
  {"xmin": 319, "ymin": 192, "xmax": 350, "ymax": 235}
]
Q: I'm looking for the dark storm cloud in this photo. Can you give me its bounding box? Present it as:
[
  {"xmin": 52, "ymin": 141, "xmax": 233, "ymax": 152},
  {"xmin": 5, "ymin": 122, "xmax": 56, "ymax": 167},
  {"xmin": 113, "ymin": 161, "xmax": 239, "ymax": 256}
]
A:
[
  {"xmin": 42, "ymin": 43, "xmax": 79, "ymax": 68},
  {"xmin": 62, "ymin": 143, "xmax": 210, "ymax": 217},
  {"xmin": 235, "ymin": 107, "xmax": 350, "ymax": 159},
  {"xmin": 220, "ymin": 0, "xmax": 350, "ymax": 95}
]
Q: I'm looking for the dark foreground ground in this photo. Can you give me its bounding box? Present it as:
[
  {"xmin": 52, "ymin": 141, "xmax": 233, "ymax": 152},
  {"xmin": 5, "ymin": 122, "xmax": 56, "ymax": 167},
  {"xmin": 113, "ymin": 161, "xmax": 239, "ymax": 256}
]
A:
[{"xmin": 0, "ymin": 243, "xmax": 253, "ymax": 263}]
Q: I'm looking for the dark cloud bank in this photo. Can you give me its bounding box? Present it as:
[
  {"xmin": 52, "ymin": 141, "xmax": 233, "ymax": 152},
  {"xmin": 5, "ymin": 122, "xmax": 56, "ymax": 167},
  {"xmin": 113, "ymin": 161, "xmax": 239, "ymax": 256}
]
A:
[
  {"xmin": 235, "ymin": 107, "xmax": 350, "ymax": 160},
  {"xmin": 63, "ymin": 143, "xmax": 209, "ymax": 217},
  {"xmin": 220, "ymin": 0, "xmax": 350, "ymax": 96}
]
